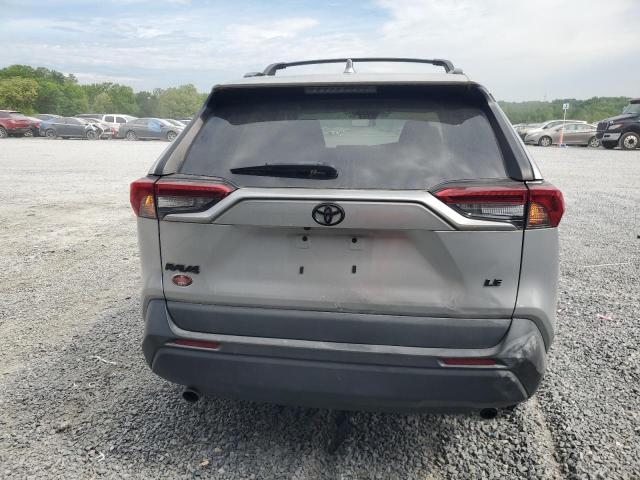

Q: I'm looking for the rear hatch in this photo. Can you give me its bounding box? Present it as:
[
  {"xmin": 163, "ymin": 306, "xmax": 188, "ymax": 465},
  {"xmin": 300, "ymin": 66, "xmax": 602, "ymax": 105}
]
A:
[
  {"xmin": 157, "ymin": 84, "xmax": 527, "ymax": 347},
  {"xmin": 8, "ymin": 112, "xmax": 31, "ymax": 129}
]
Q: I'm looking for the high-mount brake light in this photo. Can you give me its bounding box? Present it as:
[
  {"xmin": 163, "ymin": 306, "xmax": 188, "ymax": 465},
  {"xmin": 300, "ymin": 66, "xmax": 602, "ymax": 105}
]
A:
[
  {"xmin": 129, "ymin": 178, "xmax": 235, "ymax": 219},
  {"xmin": 434, "ymin": 183, "xmax": 564, "ymax": 229}
]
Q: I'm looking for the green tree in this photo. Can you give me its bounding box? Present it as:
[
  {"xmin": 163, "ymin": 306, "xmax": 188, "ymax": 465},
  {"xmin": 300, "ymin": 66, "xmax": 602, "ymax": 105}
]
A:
[
  {"xmin": 157, "ymin": 84, "xmax": 206, "ymax": 118},
  {"xmin": 57, "ymin": 83, "xmax": 88, "ymax": 115},
  {"xmin": 81, "ymin": 82, "xmax": 137, "ymax": 114},
  {"xmin": 499, "ymin": 96, "xmax": 631, "ymax": 124},
  {"xmin": 108, "ymin": 84, "xmax": 137, "ymax": 114},
  {"xmin": 92, "ymin": 92, "xmax": 114, "ymax": 113},
  {"xmin": 34, "ymin": 81, "xmax": 64, "ymax": 114},
  {"xmin": 0, "ymin": 77, "xmax": 39, "ymax": 112},
  {"xmin": 135, "ymin": 90, "xmax": 160, "ymax": 117}
]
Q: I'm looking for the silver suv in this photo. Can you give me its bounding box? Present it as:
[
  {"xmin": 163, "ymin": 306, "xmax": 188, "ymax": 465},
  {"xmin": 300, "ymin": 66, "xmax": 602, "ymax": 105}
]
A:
[{"xmin": 131, "ymin": 58, "xmax": 564, "ymax": 414}]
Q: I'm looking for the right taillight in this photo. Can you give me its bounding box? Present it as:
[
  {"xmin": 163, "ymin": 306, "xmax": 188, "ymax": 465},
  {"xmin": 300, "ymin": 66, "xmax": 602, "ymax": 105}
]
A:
[
  {"xmin": 434, "ymin": 182, "xmax": 564, "ymax": 229},
  {"xmin": 526, "ymin": 184, "xmax": 564, "ymax": 228},
  {"xmin": 130, "ymin": 178, "xmax": 235, "ymax": 219}
]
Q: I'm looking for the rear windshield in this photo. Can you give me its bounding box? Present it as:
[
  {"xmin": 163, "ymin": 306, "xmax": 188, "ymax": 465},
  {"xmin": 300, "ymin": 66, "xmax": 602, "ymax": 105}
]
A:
[{"xmin": 180, "ymin": 86, "xmax": 507, "ymax": 189}]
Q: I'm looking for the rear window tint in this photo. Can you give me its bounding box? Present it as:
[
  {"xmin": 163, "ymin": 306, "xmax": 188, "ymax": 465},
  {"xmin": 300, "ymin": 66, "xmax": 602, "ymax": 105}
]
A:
[{"xmin": 180, "ymin": 87, "xmax": 507, "ymax": 189}]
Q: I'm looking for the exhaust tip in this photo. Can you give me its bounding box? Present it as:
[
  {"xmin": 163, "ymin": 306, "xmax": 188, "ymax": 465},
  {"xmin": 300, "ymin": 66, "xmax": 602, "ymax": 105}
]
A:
[
  {"xmin": 182, "ymin": 387, "xmax": 201, "ymax": 403},
  {"xmin": 479, "ymin": 408, "xmax": 498, "ymax": 420}
]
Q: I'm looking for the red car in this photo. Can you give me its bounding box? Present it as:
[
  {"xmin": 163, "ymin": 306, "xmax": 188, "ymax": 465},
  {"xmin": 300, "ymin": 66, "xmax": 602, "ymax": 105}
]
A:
[{"xmin": 0, "ymin": 110, "xmax": 35, "ymax": 138}]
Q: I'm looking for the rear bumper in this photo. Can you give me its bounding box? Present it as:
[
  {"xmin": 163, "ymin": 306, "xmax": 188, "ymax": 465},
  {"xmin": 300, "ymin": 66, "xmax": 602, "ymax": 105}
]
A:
[
  {"xmin": 142, "ymin": 300, "xmax": 547, "ymax": 411},
  {"xmin": 9, "ymin": 127, "xmax": 30, "ymax": 135}
]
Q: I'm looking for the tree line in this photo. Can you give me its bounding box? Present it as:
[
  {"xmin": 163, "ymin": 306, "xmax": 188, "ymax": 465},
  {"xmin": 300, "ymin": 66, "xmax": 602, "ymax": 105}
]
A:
[
  {"xmin": 498, "ymin": 97, "xmax": 629, "ymax": 124},
  {"xmin": 0, "ymin": 65, "xmax": 208, "ymax": 118},
  {"xmin": 0, "ymin": 64, "xmax": 631, "ymax": 122}
]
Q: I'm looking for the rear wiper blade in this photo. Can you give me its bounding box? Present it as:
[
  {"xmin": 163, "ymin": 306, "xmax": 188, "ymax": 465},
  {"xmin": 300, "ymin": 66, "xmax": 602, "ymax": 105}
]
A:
[{"xmin": 230, "ymin": 163, "xmax": 338, "ymax": 180}]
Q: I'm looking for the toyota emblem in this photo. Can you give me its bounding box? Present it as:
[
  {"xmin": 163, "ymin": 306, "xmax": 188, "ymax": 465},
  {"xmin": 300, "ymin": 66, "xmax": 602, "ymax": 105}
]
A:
[{"xmin": 312, "ymin": 203, "xmax": 345, "ymax": 226}]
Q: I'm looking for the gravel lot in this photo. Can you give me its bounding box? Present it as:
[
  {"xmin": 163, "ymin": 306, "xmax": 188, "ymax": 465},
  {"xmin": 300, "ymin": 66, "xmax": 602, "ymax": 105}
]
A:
[{"xmin": 0, "ymin": 138, "xmax": 638, "ymax": 479}]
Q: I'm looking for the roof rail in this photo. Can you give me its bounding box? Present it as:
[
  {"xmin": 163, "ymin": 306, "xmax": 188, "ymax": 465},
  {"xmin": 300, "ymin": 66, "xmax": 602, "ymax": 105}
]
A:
[{"xmin": 244, "ymin": 58, "xmax": 462, "ymax": 77}]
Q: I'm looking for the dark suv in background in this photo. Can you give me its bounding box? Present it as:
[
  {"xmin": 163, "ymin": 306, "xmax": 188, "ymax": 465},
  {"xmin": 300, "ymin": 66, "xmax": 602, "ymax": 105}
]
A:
[{"xmin": 596, "ymin": 98, "xmax": 640, "ymax": 150}]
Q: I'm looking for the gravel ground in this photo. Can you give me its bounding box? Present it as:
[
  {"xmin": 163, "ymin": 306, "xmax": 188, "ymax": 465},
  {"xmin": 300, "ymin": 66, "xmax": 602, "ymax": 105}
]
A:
[{"xmin": 0, "ymin": 138, "xmax": 638, "ymax": 479}]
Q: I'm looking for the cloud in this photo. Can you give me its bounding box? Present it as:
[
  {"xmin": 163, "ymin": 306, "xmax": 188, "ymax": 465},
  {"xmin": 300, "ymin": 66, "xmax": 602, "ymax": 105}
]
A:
[
  {"xmin": 223, "ymin": 17, "xmax": 319, "ymax": 43},
  {"xmin": 0, "ymin": 1, "xmax": 638, "ymax": 100},
  {"xmin": 73, "ymin": 72, "xmax": 143, "ymax": 85},
  {"xmin": 372, "ymin": 0, "xmax": 640, "ymax": 98}
]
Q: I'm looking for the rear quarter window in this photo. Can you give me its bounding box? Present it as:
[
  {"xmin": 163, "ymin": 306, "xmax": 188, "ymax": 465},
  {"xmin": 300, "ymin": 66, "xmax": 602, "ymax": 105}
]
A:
[{"xmin": 180, "ymin": 86, "xmax": 508, "ymax": 189}]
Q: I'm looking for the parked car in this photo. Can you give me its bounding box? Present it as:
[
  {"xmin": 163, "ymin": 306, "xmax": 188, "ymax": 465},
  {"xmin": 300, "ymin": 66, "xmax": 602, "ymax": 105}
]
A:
[
  {"xmin": 35, "ymin": 114, "xmax": 61, "ymax": 121},
  {"xmin": 75, "ymin": 114, "xmax": 137, "ymax": 137},
  {"xmin": 77, "ymin": 117, "xmax": 115, "ymax": 139},
  {"xmin": 131, "ymin": 57, "xmax": 564, "ymax": 415},
  {"xmin": 524, "ymin": 122, "xmax": 599, "ymax": 147},
  {"xmin": 36, "ymin": 114, "xmax": 62, "ymax": 136},
  {"xmin": 75, "ymin": 113, "xmax": 103, "ymax": 121},
  {"xmin": 515, "ymin": 123, "xmax": 542, "ymax": 140},
  {"xmin": 596, "ymin": 98, "xmax": 640, "ymax": 150},
  {"xmin": 165, "ymin": 119, "xmax": 186, "ymax": 128},
  {"xmin": 22, "ymin": 116, "xmax": 41, "ymax": 137},
  {"xmin": 177, "ymin": 117, "xmax": 192, "ymax": 125},
  {"xmin": 120, "ymin": 117, "xmax": 182, "ymax": 141},
  {"xmin": 0, "ymin": 110, "xmax": 33, "ymax": 138},
  {"xmin": 517, "ymin": 120, "xmax": 586, "ymax": 141},
  {"xmin": 36, "ymin": 114, "xmax": 61, "ymax": 136},
  {"xmin": 42, "ymin": 117, "xmax": 100, "ymax": 139}
]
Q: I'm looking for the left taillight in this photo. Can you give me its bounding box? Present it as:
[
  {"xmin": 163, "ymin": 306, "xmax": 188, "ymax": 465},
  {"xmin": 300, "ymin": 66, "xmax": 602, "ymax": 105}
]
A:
[
  {"xmin": 434, "ymin": 183, "xmax": 564, "ymax": 229},
  {"xmin": 129, "ymin": 178, "xmax": 235, "ymax": 219},
  {"xmin": 130, "ymin": 177, "xmax": 157, "ymax": 218}
]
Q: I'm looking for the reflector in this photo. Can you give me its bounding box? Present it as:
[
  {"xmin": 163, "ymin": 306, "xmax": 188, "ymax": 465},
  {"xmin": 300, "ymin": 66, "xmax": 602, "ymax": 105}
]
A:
[
  {"xmin": 172, "ymin": 274, "xmax": 193, "ymax": 287},
  {"xmin": 440, "ymin": 358, "xmax": 497, "ymax": 366},
  {"xmin": 169, "ymin": 339, "xmax": 220, "ymax": 350}
]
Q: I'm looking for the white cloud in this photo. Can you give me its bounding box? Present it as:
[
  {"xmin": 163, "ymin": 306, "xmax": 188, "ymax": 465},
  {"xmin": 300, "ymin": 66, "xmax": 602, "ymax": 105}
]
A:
[
  {"xmin": 223, "ymin": 17, "xmax": 319, "ymax": 43},
  {"xmin": 1, "ymin": 1, "xmax": 638, "ymax": 100},
  {"xmin": 372, "ymin": 0, "xmax": 639, "ymax": 98},
  {"xmin": 73, "ymin": 72, "xmax": 143, "ymax": 85}
]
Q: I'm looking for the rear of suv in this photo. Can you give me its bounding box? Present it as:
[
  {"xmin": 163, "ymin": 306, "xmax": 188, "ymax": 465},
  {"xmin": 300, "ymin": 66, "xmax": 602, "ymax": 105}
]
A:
[
  {"xmin": 131, "ymin": 58, "xmax": 564, "ymax": 412},
  {"xmin": 0, "ymin": 110, "xmax": 33, "ymax": 138}
]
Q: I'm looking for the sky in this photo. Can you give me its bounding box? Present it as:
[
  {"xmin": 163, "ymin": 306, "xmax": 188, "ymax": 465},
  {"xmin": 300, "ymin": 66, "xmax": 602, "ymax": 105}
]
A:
[{"xmin": 1, "ymin": 0, "xmax": 638, "ymax": 101}]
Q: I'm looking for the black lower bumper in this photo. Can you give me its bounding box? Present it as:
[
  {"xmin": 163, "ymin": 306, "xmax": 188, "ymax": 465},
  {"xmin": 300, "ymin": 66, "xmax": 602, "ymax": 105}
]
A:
[{"xmin": 142, "ymin": 300, "xmax": 547, "ymax": 411}]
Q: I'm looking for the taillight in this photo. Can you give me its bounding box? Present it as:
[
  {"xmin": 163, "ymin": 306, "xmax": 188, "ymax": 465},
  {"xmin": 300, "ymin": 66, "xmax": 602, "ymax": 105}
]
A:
[
  {"xmin": 155, "ymin": 180, "xmax": 234, "ymax": 218},
  {"xmin": 527, "ymin": 184, "xmax": 564, "ymax": 228},
  {"xmin": 129, "ymin": 178, "xmax": 235, "ymax": 219},
  {"xmin": 434, "ymin": 183, "xmax": 564, "ymax": 229},
  {"xmin": 435, "ymin": 185, "xmax": 528, "ymax": 226},
  {"xmin": 130, "ymin": 177, "xmax": 156, "ymax": 218}
]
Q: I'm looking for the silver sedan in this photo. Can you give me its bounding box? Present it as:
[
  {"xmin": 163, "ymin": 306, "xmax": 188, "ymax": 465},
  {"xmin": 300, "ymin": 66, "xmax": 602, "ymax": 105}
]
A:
[{"xmin": 524, "ymin": 123, "xmax": 599, "ymax": 147}]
